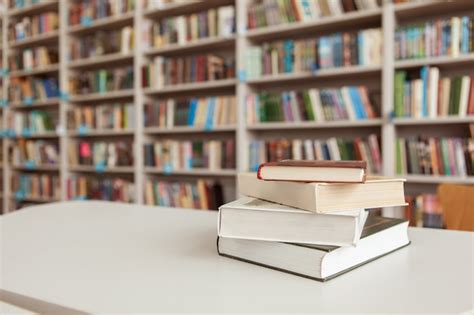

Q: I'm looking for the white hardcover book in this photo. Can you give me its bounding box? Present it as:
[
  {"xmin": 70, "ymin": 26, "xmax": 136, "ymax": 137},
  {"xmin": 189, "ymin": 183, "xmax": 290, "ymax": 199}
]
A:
[
  {"xmin": 308, "ymin": 88, "xmax": 325, "ymax": 122},
  {"xmin": 327, "ymin": 137, "xmax": 341, "ymax": 160},
  {"xmin": 303, "ymin": 139, "xmax": 315, "ymax": 160},
  {"xmin": 451, "ymin": 17, "xmax": 461, "ymax": 57},
  {"xmin": 428, "ymin": 67, "xmax": 439, "ymax": 118},
  {"xmin": 341, "ymin": 87, "xmax": 357, "ymax": 120},
  {"xmin": 166, "ymin": 99, "xmax": 174, "ymax": 128},
  {"xmin": 459, "ymin": 76, "xmax": 470, "ymax": 116},
  {"xmin": 292, "ymin": 139, "xmax": 303, "ymax": 160},
  {"xmin": 176, "ymin": 16, "xmax": 186, "ymax": 45}
]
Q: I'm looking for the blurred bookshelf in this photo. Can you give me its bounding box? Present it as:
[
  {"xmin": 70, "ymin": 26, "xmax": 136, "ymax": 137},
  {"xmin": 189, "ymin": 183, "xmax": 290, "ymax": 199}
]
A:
[{"xmin": 0, "ymin": 0, "xmax": 472, "ymax": 220}]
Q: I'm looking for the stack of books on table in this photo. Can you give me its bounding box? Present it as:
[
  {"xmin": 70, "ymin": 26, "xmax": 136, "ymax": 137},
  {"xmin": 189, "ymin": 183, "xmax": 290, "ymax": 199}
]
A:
[{"xmin": 217, "ymin": 160, "xmax": 410, "ymax": 281}]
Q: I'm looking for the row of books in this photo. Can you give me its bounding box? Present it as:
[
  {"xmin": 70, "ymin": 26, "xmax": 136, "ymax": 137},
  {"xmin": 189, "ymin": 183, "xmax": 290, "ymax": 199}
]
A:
[
  {"xmin": 69, "ymin": 66, "xmax": 133, "ymax": 95},
  {"xmin": 69, "ymin": 0, "xmax": 134, "ymax": 26},
  {"xmin": 12, "ymin": 173, "xmax": 60, "ymax": 201},
  {"xmin": 394, "ymin": 67, "xmax": 474, "ymax": 118},
  {"xmin": 245, "ymin": 28, "xmax": 382, "ymax": 78},
  {"xmin": 7, "ymin": 110, "xmax": 56, "ymax": 135},
  {"xmin": 70, "ymin": 26, "xmax": 134, "ymax": 60},
  {"xmin": 9, "ymin": 12, "xmax": 59, "ymax": 41},
  {"xmin": 247, "ymin": 0, "xmax": 380, "ymax": 29},
  {"xmin": 144, "ymin": 139, "xmax": 236, "ymax": 170},
  {"xmin": 144, "ymin": 178, "xmax": 224, "ymax": 211},
  {"xmin": 142, "ymin": 55, "xmax": 235, "ymax": 88},
  {"xmin": 9, "ymin": 77, "xmax": 59, "ymax": 103},
  {"xmin": 143, "ymin": 5, "xmax": 235, "ymax": 49},
  {"xmin": 12, "ymin": 139, "xmax": 59, "ymax": 166},
  {"xmin": 144, "ymin": 96, "xmax": 237, "ymax": 129},
  {"xmin": 395, "ymin": 16, "xmax": 474, "ymax": 60},
  {"xmin": 249, "ymin": 135, "xmax": 382, "ymax": 174},
  {"xmin": 68, "ymin": 140, "xmax": 133, "ymax": 167},
  {"xmin": 9, "ymin": 46, "xmax": 58, "ymax": 72},
  {"xmin": 396, "ymin": 136, "xmax": 474, "ymax": 176},
  {"xmin": 246, "ymin": 86, "xmax": 377, "ymax": 124},
  {"xmin": 403, "ymin": 194, "xmax": 443, "ymax": 229},
  {"xmin": 67, "ymin": 175, "xmax": 135, "ymax": 203},
  {"xmin": 67, "ymin": 103, "xmax": 135, "ymax": 132}
]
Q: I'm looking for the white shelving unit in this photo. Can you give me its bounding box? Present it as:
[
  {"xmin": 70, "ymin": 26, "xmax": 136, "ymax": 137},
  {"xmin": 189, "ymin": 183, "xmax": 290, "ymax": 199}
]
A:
[{"xmin": 1, "ymin": 0, "xmax": 473, "ymax": 214}]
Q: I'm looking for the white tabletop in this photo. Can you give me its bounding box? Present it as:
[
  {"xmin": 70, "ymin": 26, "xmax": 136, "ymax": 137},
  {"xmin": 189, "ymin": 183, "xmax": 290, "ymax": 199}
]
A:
[{"xmin": 1, "ymin": 201, "xmax": 473, "ymax": 314}]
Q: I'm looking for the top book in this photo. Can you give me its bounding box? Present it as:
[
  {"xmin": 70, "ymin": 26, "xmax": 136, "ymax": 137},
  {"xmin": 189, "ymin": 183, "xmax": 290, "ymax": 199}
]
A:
[{"xmin": 257, "ymin": 160, "xmax": 367, "ymax": 183}]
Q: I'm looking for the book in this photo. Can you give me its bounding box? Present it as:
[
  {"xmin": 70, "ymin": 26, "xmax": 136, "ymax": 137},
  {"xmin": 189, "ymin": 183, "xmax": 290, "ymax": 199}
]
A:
[
  {"xmin": 257, "ymin": 160, "xmax": 367, "ymax": 183},
  {"xmin": 67, "ymin": 103, "xmax": 135, "ymax": 132},
  {"xmin": 67, "ymin": 175, "xmax": 135, "ymax": 203},
  {"xmin": 68, "ymin": 140, "xmax": 133, "ymax": 168},
  {"xmin": 218, "ymin": 215, "xmax": 410, "ymax": 281},
  {"xmin": 11, "ymin": 173, "xmax": 60, "ymax": 201},
  {"xmin": 9, "ymin": 11, "xmax": 59, "ymax": 41},
  {"xmin": 69, "ymin": 66, "xmax": 134, "ymax": 95},
  {"xmin": 8, "ymin": 46, "xmax": 58, "ymax": 72},
  {"xmin": 68, "ymin": 0, "xmax": 134, "ymax": 26},
  {"xmin": 8, "ymin": 110, "xmax": 56, "ymax": 136},
  {"xmin": 9, "ymin": 77, "xmax": 60, "ymax": 103},
  {"xmin": 238, "ymin": 172, "xmax": 406, "ymax": 213},
  {"xmin": 398, "ymin": 194, "xmax": 444, "ymax": 228},
  {"xmin": 12, "ymin": 139, "xmax": 59, "ymax": 167},
  {"xmin": 218, "ymin": 196, "xmax": 368, "ymax": 246}
]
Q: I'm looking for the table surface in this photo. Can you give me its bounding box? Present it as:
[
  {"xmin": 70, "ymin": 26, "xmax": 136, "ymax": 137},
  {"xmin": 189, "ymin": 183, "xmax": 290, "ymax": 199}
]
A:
[{"xmin": 1, "ymin": 201, "xmax": 473, "ymax": 314}]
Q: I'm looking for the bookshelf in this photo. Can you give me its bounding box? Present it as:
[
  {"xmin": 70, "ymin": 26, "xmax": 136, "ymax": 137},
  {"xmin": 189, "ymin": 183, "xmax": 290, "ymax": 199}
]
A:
[{"xmin": 0, "ymin": 0, "xmax": 473, "ymax": 215}]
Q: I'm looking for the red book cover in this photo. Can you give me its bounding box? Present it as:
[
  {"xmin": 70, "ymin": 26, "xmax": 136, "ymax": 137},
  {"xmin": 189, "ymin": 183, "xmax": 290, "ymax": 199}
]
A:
[{"xmin": 467, "ymin": 75, "xmax": 474, "ymax": 115}]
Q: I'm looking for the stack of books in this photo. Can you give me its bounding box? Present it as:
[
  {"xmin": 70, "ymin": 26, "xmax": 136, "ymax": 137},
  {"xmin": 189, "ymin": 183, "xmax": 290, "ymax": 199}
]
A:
[{"xmin": 217, "ymin": 160, "xmax": 409, "ymax": 281}]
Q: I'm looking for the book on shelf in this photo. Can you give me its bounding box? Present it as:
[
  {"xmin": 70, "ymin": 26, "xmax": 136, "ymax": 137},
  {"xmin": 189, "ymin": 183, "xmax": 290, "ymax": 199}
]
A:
[
  {"xmin": 7, "ymin": 110, "xmax": 56, "ymax": 135},
  {"xmin": 142, "ymin": 54, "xmax": 235, "ymax": 88},
  {"xmin": 395, "ymin": 15, "xmax": 474, "ymax": 60},
  {"xmin": 144, "ymin": 96, "xmax": 236, "ymax": 129},
  {"xmin": 247, "ymin": 0, "xmax": 380, "ymax": 30},
  {"xmin": 245, "ymin": 28, "xmax": 382, "ymax": 78},
  {"xmin": 246, "ymin": 86, "xmax": 379, "ymax": 124},
  {"xmin": 67, "ymin": 175, "xmax": 135, "ymax": 203},
  {"xmin": 257, "ymin": 160, "xmax": 367, "ymax": 183},
  {"xmin": 238, "ymin": 172, "xmax": 406, "ymax": 213},
  {"xmin": 218, "ymin": 196, "xmax": 368, "ymax": 246},
  {"xmin": 143, "ymin": 5, "xmax": 235, "ymax": 50},
  {"xmin": 11, "ymin": 173, "xmax": 60, "ymax": 201},
  {"xmin": 395, "ymin": 67, "xmax": 474, "ymax": 118},
  {"xmin": 70, "ymin": 26, "xmax": 134, "ymax": 60},
  {"xmin": 69, "ymin": 66, "xmax": 134, "ymax": 95},
  {"xmin": 8, "ymin": 46, "xmax": 58, "ymax": 72},
  {"xmin": 143, "ymin": 0, "xmax": 196, "ymax": 10},
  {"xmin": 218, "ymin": 215, "xmax": 409, "ymax": 282},
  {"xmin": 9, "ymin": 77, "xmax": 60, "ymax": 103},
  {"xmin": 67, "ymin": 103, "xmax": 135, "ymax": 132},
  {"xmin": 144, "ymin": 139, "xmax": 236, "ymax": 171},
  {"xmin": 9, "ymin": 12, "xmax": 59, "ymax": 41},
  {"xmin": 69, "ymin": 0, "xmax": 134, "ymax": 26},
  {"xmin": 396, "ymin": 136, "xmax": 474, "ymax": 176},
  {"xmin": 12, "ymin": 139, "xmax": 59, "ymax": 167},
  {"xmin": 68, "ymin": 140, "xmax": 133, "ymax": 168},
  {"xmin": 249, "ymin": 134, "xmax": 382, "ymax": 174},
  {"xmin": 144, "ymin": 178, "xmax": 224, "ymax": 210},
  {"xmin": 398, "ymin": 194, "xmax": 443, "ymax": 229}
]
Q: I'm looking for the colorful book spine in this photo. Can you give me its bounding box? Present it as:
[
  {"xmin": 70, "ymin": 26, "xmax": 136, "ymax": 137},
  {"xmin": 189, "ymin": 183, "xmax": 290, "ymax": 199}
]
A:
[
  {"xmin": 8, "ymin": 110, "xmax": 56, "ymax": 136},
  {"xmin": 12, "ymin": 139, "xmax": 59, "ymax": 166},
  {"xmin": 9, "ymin": 12, "xmax": 59, "ymax": 41},
  {"xmin": 69, "ymin": 0, "xmax": 134, "ymax": 26},
  {"xmin": 400, "ymin": 194, "xmax": 444, "ymax": 229},
  {"xmin": 68, "ymin": 140, "xmax": 134, "ymax": 168},
  {"xmin": 67, "ymin": 103, "xmax": 135, "ymax": 132},
  {"xmin": 9, "ymin": 77, "xmax": 60, "ymax": 103},
  {"xmin": 11, "ymin": 173, "xmax": 60, "ymax": 201},
  {"xmin": 67, "ymin": 175, "xmax": 135, "ymax": 203},
  {"xmin": 9, "ymin": 46, "xmax": 58, "ymax": 72},
  {"xmin": 69, "ymin": 66, "xmax": 134, "ymax": 95}
]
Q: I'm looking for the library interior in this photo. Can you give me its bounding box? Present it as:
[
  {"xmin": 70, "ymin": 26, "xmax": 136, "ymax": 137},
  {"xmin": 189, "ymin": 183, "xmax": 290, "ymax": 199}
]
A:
[{"xmin": 1, "ymin": 0, "xmax": 473, "ymax": 314}]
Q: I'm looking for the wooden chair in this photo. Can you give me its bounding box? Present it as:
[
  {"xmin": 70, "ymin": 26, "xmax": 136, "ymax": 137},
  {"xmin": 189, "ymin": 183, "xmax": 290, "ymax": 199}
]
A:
[{"xmin": 437, "ymin": 184, "xmax": 474, "ymax": 232}]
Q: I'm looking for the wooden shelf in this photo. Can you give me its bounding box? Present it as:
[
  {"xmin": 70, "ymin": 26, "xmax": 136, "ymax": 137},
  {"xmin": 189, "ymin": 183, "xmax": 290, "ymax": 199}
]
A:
[
  {"xmin": 68, "ymin": 12, "xmax": 134, "ymax": 35},
  {"xmin": 68, "ymin": 53, "xmax": 134, "ymax": 69},
  {"xmin": 69, "ymin": 90, "xmax": 134, "ymax": 103},
  {"xmin": 9, "ymin": 98, "xmax": 60, "ymax": 109},
  {"xmin": 9, "ymin": 31, "xmax": 59, "ymax": 49},
  {"xmin": 144, "ymin": 125, "xmax": 236, "ymax": 134},
  {"xmin": 404, "ymin": 174, "xmax": 474, "ymax": 184},
  {"xmin": 8, "ymin": 1, "xmax": 58, "ymax": 17},
  {"xmin": 393, "ymin": 117, "xmax": 474, "ymax": 125},
  {"xmin": 12, "ymin": 164, "xmax": 59, "ymax": 172},
  {"xmin": 144, "ymin": 0, "xmax": 233, "ymax": 19},
  {"xmin": 247, "ymin": 119, "xmax": 383, "ymax": 130},
  {"xmin": 394, "ymin": 54, "xmax": 474, "ymax": 69},
  {"xmin": 394, "ymin": 0, "xmax": 473, "ymax": 20},
  {"xmin": 9, "ymin": 64, "xmax": 59, "ymax": 77},
  {"xmin": 144, "ymin": 36, "xmax": 235, "ymax": 56},
  {"xmin": 144, "ymin": 167, "xmax": 237, "ymax": 177},
  {"xmin": 246, "ymin": 8, "xmax": 382, "ymax": 41},
  {"xmin": 68, "ymin": 129, "xmax": 135, "ymax": 137},
  {"xmin": 143, "ymin": 79, "xmax": 236, "ymax": 95},
  {"xmin": 11, "ymin": 195, "xmax": 60, "ymax": 203},
  {"xmin": 69, "ymin": 165, "xmax": 135, "ymax": 174}
]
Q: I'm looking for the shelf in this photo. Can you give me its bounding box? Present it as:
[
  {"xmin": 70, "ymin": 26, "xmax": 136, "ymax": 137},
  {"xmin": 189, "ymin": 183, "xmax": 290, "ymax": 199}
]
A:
[
  {"xmin": 8, "ymin": 1, "xmax": 59, "ymax": 17},
  {"xmin": 12, "ymin": 131, "xmax": 58, "ymax": 139},
  {"xmin": 69, "ymin": 90, "xmax": 134, "ymax": 103},
  {"xmin": 394, "ymin": 54, "xmax": 474, "ymax": 69},
  {"xmin": 69, "ymin": 165, "xmax": 135, "ymax": 174},
  {"xmin": 143, "ymin": 79, "xmax": 236, "ymax": 95},
  {"xmin": 246, "ymin": 65, "xmax": 381, "ymax": 85},
  {"xmin": 68, "ymin": 129, "xmax": 135, "ymax": 137},
  {"xmin": 245, "ymin": 8, "xmax": 382, "ymax": 41},
  {"xmin": 144, "ymin": 0, "xmax": 233, "ymax": 19},
  {"xmin": 68, "ymin": 53, "xmax": 134, "ymax": 69},
  {"xmin": 394, "ymin": 0, "xmax": 473, "ymax": 20},
  {"xmin": 144, "ymin": 125, "xmax": 236, "ymax": 134},
  {"xmin": 9, "ymin": 31, "xmax": 59, "ymax": 49},
  {"xmin": 9, "ymin": 64, "xmax": 59, "ymax": 77},
  {"xmin": 144, "ymin": 36, "xmax": 235, "ymax": 56},
  {"xmin": 12, "ymin": 164, "xmax": 59, "ymax": 172},
  {"xmin": 68, "ymin": 12, "xmax": 134, "ymax": 35},
  {"xmin": 9, "ymin": 98, "xmax": 60, "ymax": 109},
  {"xmin": 11, "ymin": 195, "xmax": 60, "ymax": 203},
  {"xmin": 247, "ymin": 119, "xmax": 383, "ymax": 130},
  {"xmin": 404, "ymin": 174, "xmax": 474, "ymax": 184},
  {"xmin": 393, "ymin": 117, "xmax": 474, "ymax": 125},
  {"xmin": 144, "ymin": 167, "xmax": 237, "ymax": 177}
]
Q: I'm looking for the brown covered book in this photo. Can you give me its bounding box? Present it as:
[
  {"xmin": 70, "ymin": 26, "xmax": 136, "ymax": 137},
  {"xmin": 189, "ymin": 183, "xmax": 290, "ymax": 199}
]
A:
[{"xmin": 257, "ymin": 160, "xmax": 367, "ymax": 183}]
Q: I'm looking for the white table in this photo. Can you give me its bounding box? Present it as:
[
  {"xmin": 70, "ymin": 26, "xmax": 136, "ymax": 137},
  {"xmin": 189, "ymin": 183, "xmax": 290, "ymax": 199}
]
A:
[{"xmin": 1, "ymin": 201, "xmax": 473, "ymax": 313}]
